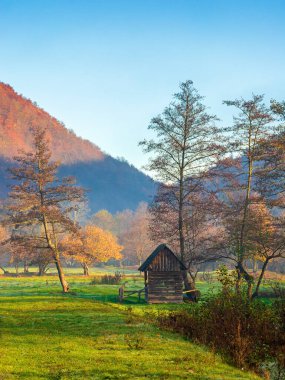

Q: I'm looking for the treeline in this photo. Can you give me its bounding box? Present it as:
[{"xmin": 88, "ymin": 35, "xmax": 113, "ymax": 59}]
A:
[{"xmin": 0, "ymin": 202, "xmax": 154, "ymax": 279}]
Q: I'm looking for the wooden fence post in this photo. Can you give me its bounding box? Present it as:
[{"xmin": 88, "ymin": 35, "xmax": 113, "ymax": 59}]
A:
[{"xmin": 119, "ymin": 286, "xmax": 124, "ymax": 302}]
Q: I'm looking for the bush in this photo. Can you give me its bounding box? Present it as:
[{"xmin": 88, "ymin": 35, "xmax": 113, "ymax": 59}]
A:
[
  {"xmin": 90, "ymin": 271, "xmax": 123, "ymax": 285},
  {"xmin": 157, "ymin": 291, "xmax": 285, "ymax": 376},
  {"xmin": 124, "ymin": 331, "xmax": 146, "ymax": 349}
]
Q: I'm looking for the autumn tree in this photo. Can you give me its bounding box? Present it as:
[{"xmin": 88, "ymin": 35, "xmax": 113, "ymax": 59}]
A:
[
  {"xmin": 90, "ymin": 210, "xmax": 115, "ymax": 232},
  {"xmin": 5, "ymin": 223, "xmax": 54, "ymax": 275},
  {"xmin": 245, "ymin": 99, "xmax": 285, "ymax": 295},
  {"xmin": 210, "ymin": 95, "xmax": 275, "ymax": 298},
  {"xmin": 90, "ymin": 208, "xmax": 138, "ymax": 266},
  {"xmin": 62, "ymin": 225, "xmax": 123, "ymax": 275},
  {"xmin": 6, "ymin": 126, "xmax": 85, "ymax": 292},
  {"xmin": 32, "ymin": 248, "xmax": 53, "ymax": 276},
  {"xmin": 9, "ymin": 241, "xmax": 30, "ymax": 274},
  {"xmin": 120, "ymin": 203, "xmax": 154, "ymax": 266},
  {"xmin": 246, "ymin": 203, "xmax": 285, "ymax": 298},
  {"xmin": 208, "ymin": 189, "xmax": 285, "ymax": 297},
  {"xmin": 140, "ymin": 80, "xmax": 222, "ymax": 289}
]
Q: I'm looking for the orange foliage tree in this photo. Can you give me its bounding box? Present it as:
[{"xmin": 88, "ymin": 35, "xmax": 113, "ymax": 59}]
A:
[{"xmin": 62, "ymin": 225, "xmax": 123, "ymax": 275}]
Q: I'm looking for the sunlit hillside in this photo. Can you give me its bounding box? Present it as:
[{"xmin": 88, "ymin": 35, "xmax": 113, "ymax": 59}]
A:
[{"xmin": 0, "ymin": 83, "xmax": 156, "ymax": 213}]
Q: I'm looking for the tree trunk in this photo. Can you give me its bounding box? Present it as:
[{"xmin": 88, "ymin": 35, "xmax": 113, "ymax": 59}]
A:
[
  {"xmin": 23, "ymin": 260, "xmax": 29, "ymax": 274},
  {"xmin": 182, "ymin": 270, "xmax": 194, "ymax": 288},
  {"xmin": 252, "ymin": 258, "xmax": 258, "ymax": 273},
  {"xmin": 178, "ymin": 103, "xmax": 188, "ymax": 266},
  {"xmin": 15, "ymin": 263, "xmax": 19, "ymax": 276},
  {"xmin": 38, "ymin": 264, "xmax": 48, "ymax": 276},
  {"xmin": 188, "ymin": 269, "xmax": 198, "ymax": 288},
  {"xmin": 54, "ymin": 255, "xmax": 69, "ymax": 293},
  {"xmin": 83, "ymin": 262, "xmax": 89, "ymax": 276},
  {"xmin": 178, "ymin": 175, "xmax": 185, "ymax": 265},
  {"xmin": 179, "ymin": 176, "xmax": 190, "ymax": 292},
  {"xmin": 0, "ymin": 266, "xmax": 9, "ymax": 274},
  {"xmin": 235, "ymin": 266, "xmax": 242, "ymax": 293},
  {"xmin": 236, "ymin": 262, "xmax": 254, "ymax": 298},
  {"xmin": 252, "ymin": 258, "xmax": 269, "ymax": 299},
  {"xmin": 182, "ymin": 270, "xmax": 199, "ymax": 301},
  {"xmin": 238, "ymin": 151, "xmax": 253, "ymax": 298},
  {"xmin": 247, "ymin": 281, "xmax": 253, "ymax": 300}
]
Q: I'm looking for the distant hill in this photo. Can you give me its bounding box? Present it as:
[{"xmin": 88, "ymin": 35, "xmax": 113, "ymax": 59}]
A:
[{"xmin": 0, "ymin": 82, "xmax": 156, "ymax": 213}]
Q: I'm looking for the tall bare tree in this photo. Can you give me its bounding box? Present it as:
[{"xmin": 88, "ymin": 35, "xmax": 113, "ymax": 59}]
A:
[
  {"xmin": 219, "ymin": 95, "xmax": 274, "ymax": 298},
  {"xmin": 6, "ymin": 127, "xmax": 85, "ymax": 292},
  {"xmin": 140, "ymin": 80, "xmax": 222, "ymax": 288}
]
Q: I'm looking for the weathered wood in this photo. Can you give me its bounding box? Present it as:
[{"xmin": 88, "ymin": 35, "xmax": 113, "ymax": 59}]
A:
[
  {"xmin": 147, "ymin": 269, "xmax": 184, "ymax": 302},
  {"xmin": 139, "ymin": 244, "xmax": 185, "ymax": 304},
  {"xmin": 148, "ymin": 271, "xmax": 182, "ymax": 277},
  {"xmin": 118, "ymin": 286, "xmax": 124, "ymax": 302},
  {"xmin": 149, "ymin": 295, "xmax": 181, "ymax": 298},
  {"xmin": 148, "ymin": 296, "xmax": 183, "ymax": 303},
  {"xmin": 150, "ymin": 291, "xmax": 182, "ymax": 295},
  {"xmin": 148, "ymin": 273, "xmax": 182, "ymax": 276},
  {"xmin": 148, "ymin": 249, "xmax": 182, "ymax": 271},
  {"xmin": 118, "ymin": 286, "xmax": 146, "ymax": 302}
]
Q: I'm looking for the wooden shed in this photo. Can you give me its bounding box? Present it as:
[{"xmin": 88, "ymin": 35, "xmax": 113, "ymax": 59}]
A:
[{"xmin": 138, "ymin": 244, "xmax": 186, "ymax": 304}]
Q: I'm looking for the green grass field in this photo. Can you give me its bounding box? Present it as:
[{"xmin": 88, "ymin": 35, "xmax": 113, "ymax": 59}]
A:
[{"xmin": 0, "ymin": 271, "xmax": 263, "ymax": 380}]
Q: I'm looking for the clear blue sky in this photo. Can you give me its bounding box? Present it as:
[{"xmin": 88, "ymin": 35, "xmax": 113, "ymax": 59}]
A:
[{"xmin": 0, "ymin": 0, "xmax": 284, "ymax": 169}]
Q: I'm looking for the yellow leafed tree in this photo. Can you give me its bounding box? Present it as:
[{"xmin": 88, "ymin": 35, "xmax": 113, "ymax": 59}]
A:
[{"xmin": 62, "ymin": 225, "xmax": 123, "ymax": 275}]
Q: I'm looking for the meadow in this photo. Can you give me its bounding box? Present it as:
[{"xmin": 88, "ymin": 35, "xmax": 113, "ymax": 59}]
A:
[{"xmin": 0, "ymin": 267, "xmax": 264, "ymax": 380}]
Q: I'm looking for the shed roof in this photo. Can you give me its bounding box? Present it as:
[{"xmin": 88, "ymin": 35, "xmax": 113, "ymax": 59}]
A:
[{"xmin": 138, "ymin": 244, "xmax": 187, "ymax": 272}]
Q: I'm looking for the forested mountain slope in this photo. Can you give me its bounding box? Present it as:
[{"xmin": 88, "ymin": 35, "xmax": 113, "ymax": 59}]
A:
[{"xmin": 0, "ymin": 82, "xmax": 156, "ymax": 213}]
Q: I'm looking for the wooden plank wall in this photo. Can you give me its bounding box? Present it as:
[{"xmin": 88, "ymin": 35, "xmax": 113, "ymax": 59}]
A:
[
  {"xmin": 148, "ymin": 248, "xmax": 181, "ymax": 272},
  {"xmin": 147, "ymin": 271, "xmax": 183, "ymax": 303}
]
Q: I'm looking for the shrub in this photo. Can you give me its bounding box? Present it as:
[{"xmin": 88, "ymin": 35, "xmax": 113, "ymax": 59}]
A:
[
  {"xmin": 90, "ymin": 271, "xmax": 123, "ymax": 285},
  {"xmin": 157, "ymin": 291, "xmax": 285, "ymax": 375},
  {"xmin": 101, "ymin": 271, "xmax": 123, "ymax": 284},
  {"xmin": 89, "ymin": 276, "xmax": 101, "ymax": 285},
  {"xmin": 124, "ymin": 331, "xmax": 146, "ymax": 349}
]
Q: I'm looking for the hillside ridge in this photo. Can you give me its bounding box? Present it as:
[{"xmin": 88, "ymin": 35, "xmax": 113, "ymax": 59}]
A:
[
  {"xmin": 0, "ymin": 82, "xmax": 103, "ymax": 163},
  {"xmin": 0, "ymin": 82, "xmax": 156, "ymax": 213}
]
